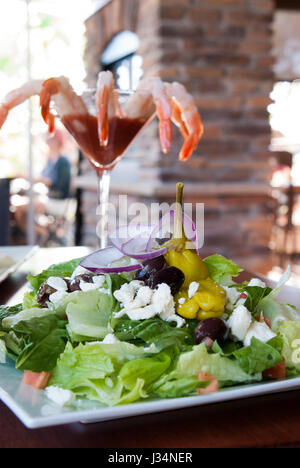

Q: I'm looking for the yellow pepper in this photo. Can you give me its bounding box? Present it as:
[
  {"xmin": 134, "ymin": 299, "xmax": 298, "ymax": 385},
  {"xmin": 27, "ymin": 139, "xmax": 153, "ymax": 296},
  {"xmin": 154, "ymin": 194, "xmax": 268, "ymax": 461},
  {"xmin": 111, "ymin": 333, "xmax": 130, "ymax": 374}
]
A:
[
  {"xmin": 175, "ymin": 278, "xmax": 226, "ymax": 320},
  {"xmin": 165, "ymin": 249, "xmax": 209, "ymax": 288},
  {"xmin": 164, "ymin": 182, "xmax": 209, "ymax": 288}
]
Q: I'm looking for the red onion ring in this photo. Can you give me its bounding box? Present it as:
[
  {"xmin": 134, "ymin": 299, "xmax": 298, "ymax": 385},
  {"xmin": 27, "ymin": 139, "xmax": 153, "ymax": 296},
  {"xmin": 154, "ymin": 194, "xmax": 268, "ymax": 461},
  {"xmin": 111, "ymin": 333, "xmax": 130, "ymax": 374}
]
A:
[{"xmin": 80, "ymin": 246, "xmax": 143, "ymax": 274}]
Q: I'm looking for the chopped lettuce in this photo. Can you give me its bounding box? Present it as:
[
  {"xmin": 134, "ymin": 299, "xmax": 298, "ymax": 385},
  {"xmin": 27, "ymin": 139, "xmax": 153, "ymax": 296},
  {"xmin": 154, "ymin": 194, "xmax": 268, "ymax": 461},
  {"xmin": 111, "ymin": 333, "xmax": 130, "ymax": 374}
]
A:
[
  {"xmin": 232, "ymin": 337, "xmax": 283, "ymax": 374},
  {"xmin": 2, "ymin": 307, "xmax": 56, "ymax": 329},
  {"xmin": 173, "ymin": 343, "xmax": 262, "ymax": 385},
  {"xmin": 50, "ymin": 341, "xmax": 153, "ymax": 406},
  {"xmin": 279, "ymin": 321, "xmax": 300, "ymax": 372},
  {"xmin": 203, "ymin": 254, "xmax": 243, "ymax": 285},
  {"xmin": 11, "ymin": 315, "xmax": 67, "ymax": 372},
  {"xmin": 57, "ymin": 289, "xmax": 114, "ymax": 339},
  {"xmin": 113, "ymin": 316, "xmax": 196, "ymax": 351}
]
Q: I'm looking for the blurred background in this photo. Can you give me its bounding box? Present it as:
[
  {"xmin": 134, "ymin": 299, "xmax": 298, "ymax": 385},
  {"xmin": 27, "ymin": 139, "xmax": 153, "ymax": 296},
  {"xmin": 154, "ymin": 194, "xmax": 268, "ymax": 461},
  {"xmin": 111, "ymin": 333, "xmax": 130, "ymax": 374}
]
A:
[{"xmin": 1, "ymin": 0, "xmax": 300, "ymax": 282}]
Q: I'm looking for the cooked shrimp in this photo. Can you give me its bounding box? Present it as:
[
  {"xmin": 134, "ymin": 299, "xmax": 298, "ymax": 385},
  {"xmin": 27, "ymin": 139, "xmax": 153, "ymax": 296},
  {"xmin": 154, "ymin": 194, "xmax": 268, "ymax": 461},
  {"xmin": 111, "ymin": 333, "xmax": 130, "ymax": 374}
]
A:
[
  {"xmin": 40, "ymin": 76, "xmax": 87, "ymax": 133},
  {"xmin": 96, "ymin": 71, "xmax": 122, "ymax": 147},
  {"xmin": 0, "ymin": 79, "xmax": 44, "ymax": 129},
  {"xmin": 165, "ymin": 82, "xmax": 204, "ymax": 161},
  {"xmin": 138, "ymin": 76, "xmax": 173, "ymax": 154}
]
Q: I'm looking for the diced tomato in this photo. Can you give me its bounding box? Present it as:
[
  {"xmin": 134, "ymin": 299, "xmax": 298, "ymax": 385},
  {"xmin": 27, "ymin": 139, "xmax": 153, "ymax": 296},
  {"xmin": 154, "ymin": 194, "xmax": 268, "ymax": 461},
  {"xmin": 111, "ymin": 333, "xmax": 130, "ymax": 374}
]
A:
[
  {"xmin": 22, "ymin": 371, "xmax": 51, "ymax": 389},
  {"xmin": 255, "ymin": 314, "xmax": 271, "ymax": 328},
  {"xmin": 240, "ymin": 292, "xmax": 247, "ymax": 299},
  {"xmin": 263, "ymin": 360, "xmax": 286, "ymax": 381},
  {"xmin": 197, "ymin": 371, "xmax": 219, "ymax": 395}
]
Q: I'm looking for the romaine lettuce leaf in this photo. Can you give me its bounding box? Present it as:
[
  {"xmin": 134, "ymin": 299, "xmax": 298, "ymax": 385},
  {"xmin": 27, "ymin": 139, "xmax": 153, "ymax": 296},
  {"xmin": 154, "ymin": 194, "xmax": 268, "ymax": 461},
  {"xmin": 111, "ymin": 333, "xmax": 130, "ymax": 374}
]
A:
[
  {"xmin": 232, "ymin": 336, "xmax": 283, "ymax": 374},
  {"xmin": 279, "ymin": 321, "xmax": 300, "ymax": 371},
  {"xmin": 57, "ymin": 289, "xmax": 114, "ymax": 339},
  {"xmin": 153, "ymin": 376, "xmax": 207, "ymax": 398},
  {"xmin": 119, "ymin": 351, "xmax": 172, "ymax": 391},
  {"xmin": 113, "ymin": 316, "xmax": 195, "ymax": 351},
  {"xmin": 49, "ymin": 341, "xmax": 151, "ymax": 406},
  {"xmin": 173, "ymin": 343, "xmax": 262, "ymax": 385},
  {"xmin": 12, "ymin": 315, "xmax": 67, "ymax": 372},
  {"xmin": 2, "ymin": 307, "xmax": 56, "ymax": 329},
  {"xmin": 203, "ymin": 254, "xmax": 243, "ymax": 285}
]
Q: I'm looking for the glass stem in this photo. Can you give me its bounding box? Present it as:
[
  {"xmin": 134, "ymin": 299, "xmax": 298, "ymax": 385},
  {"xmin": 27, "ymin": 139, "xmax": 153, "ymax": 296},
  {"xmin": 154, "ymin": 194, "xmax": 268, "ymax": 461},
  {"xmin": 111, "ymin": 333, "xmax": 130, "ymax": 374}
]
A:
[{"xmin": 98, "ymin": 170, "xmax": 111, "ymax": 249}]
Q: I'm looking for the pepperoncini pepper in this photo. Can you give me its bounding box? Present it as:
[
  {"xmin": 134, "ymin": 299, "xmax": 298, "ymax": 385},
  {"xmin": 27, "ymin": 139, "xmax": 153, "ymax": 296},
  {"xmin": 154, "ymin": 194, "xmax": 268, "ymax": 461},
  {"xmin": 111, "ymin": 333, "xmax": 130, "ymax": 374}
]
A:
[
  {"xmin": 165, "ymin": 183, "xmax": 225, "ymax": 321},
  {"xmin": 175, "ymin": 278, "xmax": 226, "ymax": 320},
  {"xmin": 164, "ymin": 183, "xmax": 209, "ymax": 288}
]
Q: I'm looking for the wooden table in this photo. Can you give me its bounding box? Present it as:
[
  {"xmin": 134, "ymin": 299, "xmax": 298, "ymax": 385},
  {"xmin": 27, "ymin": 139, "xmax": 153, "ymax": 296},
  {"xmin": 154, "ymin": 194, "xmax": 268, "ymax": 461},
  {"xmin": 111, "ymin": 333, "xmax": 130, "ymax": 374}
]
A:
[{"xmin": 1, "ymin": 247, "xmax": 300, "ymax": 449}]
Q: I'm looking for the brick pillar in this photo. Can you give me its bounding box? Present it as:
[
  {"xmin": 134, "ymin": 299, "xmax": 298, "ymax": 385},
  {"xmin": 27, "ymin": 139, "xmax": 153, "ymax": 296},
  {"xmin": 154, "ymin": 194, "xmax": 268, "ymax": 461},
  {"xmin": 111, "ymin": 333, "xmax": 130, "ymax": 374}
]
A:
[
  {"xmin": 135, "ymin": 0, "xmax": 276, "ymax": 269},
  {"xmin": 82, "ymin": 0, "xmax": 277, "ymax": 272}
]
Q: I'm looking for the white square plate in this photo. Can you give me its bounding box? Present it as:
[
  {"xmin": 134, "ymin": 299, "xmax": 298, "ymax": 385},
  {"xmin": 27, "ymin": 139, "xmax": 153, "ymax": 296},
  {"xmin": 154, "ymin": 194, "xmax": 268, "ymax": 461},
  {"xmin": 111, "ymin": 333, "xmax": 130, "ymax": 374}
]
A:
[
  {"xmin": 1, "ymin": 357, "xmax": 300, "ymax": 429},
  {"xmin": 0, "ymin": 246, "xmax": 38, "ymax": 283}
]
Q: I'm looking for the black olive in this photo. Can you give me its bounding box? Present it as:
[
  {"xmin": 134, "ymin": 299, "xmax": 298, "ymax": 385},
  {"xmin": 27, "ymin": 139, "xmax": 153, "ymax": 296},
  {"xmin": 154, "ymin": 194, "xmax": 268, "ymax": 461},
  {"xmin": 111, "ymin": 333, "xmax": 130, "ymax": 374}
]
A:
[
  {"xmin": 69, "ymin": 274, "xmax": 94, "ymax": 292},
  {"xmin": 37, "ymin": 283, "xmax": 56, "ymax": 306},
  {"xmin": 146, "ymin": 266, "xmax": 185, "ymax": 295},
  {"xmin": 195, "ymin": 318, "xmax": 228, "ymax": 346},
  {"xmin": 134, "ymin": 255, "xmax": 166, "ymax": 282}
]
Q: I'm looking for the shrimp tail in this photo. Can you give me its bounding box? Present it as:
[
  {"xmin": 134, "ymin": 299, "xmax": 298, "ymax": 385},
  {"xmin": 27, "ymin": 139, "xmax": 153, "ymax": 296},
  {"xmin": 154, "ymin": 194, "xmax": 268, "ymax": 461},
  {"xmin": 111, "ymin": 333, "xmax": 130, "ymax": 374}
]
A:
[
  {"xmin": 97, "ymin": 84, "xmax": 110, "ymax": 146},
  {"xmin": 40, "ymin": 78, "xmax": 60, "ymax": 133},
  {"xmin": 0, "ymin": 106, "xmax": 8, "ymax": 129}
]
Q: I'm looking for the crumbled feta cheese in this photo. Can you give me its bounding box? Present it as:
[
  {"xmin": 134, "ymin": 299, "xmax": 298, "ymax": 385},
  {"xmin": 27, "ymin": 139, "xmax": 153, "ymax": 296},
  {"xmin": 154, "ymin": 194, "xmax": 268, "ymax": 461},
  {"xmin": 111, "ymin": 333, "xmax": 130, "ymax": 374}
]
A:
[
  {"xmin": 92, "ymin": 275, "xmax": 106, "ymax": 287},
  {"xmin": 102, "ymin": 333, "xmax": 120, "ymax": 344},
  {"xmin": 113, "ymin": 283, "xmax": 135, "ymax": 305},
  {"xmin": 47, "ymin": 277, "xmax": 68, "ymax": 291},
  {"xmin": 71, "ymin": 265, "xmax": 91, "ymax": 280},
  {"xmin": 188, "ymin": 282, "xmax": 199, "ymax": 299},
  {"xmin": 243, "ymin": 321, "xmax": 276, "ymax": 347},
  {"xmin": 152, "ymin": 283, "xmax": 175, "ymax": 319},
  {"xmin": 166, "ymin": 314, "xmax": 186, "ymax": 328},
  {"xmin": 178, "ymin": 297, "xmax": 186, "ymax": 305},
  {"xmin": 248, "ymin": 278, "xmax": 266, "ymax": 288},
  {"xmin": 113, "ymin": 281, "xmax": 184, "ymax": 327},
  {"xmin": 227, "ymin": 304, "xmax": 252, "ymax": 342},
  {"xmin": 49, "ymin": 290, "xmax": 68, "ymax": 304},
  {"xmin": 79, "ymin": 281, "xmax": 99, "ymax": 292},
  {"xmin": 129, "ymin": 280, "xmax": 145, "ymax": 291},
  {"xmin": 121, "ymin": 304, "xmax": 157, "ymax": 321},
  {"xmin": 45, "ymin": 386, "xmax": 75, "ymax": 407},
  {"xmin": 223, "ymin": 286, "xmax": 241, "ymax": 309}
]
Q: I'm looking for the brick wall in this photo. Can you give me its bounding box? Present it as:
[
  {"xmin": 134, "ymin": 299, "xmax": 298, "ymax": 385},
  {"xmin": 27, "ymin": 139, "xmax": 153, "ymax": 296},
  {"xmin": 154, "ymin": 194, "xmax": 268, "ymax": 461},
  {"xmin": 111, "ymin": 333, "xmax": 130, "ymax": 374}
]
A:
[{"xmin": 81, "ymin": 0, "xmax": 277, "ymax": 273}]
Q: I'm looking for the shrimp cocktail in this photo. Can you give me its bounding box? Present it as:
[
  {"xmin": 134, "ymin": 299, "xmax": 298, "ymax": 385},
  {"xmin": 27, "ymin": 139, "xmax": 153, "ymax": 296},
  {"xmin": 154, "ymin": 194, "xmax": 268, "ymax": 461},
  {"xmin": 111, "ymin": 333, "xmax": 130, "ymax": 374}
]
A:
[{"xmin": 0, "ymin": 71, "xmax": 204, "ymax": 246}]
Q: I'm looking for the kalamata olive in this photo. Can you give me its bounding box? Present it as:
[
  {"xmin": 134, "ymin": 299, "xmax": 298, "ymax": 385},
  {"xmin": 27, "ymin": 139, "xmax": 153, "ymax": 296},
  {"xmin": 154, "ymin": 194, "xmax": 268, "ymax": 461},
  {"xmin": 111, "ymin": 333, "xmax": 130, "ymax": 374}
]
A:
[
  {"xmin": 69, "ymin": 274, "xmax": 93, "ymax": 292},
  {"xmin": 37, "ymin": 283, "xmax": 56, "ymax": 306},
  {"xmin": 134, "ymin": 255, "xmax": 166, "ymax": 282},
  {"xmin": 195, "ymin": 318, "xmax": 228, "ymax": 346},
  {"xmin": 146, "ymin": 266, "xmax": 185, "ymax": 295}
]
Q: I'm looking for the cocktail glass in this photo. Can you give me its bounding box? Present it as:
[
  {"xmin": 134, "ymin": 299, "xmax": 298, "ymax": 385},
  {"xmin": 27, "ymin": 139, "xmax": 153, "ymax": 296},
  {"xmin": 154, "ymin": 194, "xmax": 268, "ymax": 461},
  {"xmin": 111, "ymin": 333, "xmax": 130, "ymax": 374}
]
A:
[{"xmin": 59, "ymin": 89, "xmax": 155, "ymax": 248}]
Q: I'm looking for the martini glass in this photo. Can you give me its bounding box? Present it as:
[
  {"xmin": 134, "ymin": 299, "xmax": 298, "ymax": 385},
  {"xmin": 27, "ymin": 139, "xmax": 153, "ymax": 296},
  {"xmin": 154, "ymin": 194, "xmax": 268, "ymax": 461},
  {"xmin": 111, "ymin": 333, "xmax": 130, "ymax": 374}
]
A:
[{"xmin": 59, "ymin": 89, "xmax": 156, "ymax": 248}]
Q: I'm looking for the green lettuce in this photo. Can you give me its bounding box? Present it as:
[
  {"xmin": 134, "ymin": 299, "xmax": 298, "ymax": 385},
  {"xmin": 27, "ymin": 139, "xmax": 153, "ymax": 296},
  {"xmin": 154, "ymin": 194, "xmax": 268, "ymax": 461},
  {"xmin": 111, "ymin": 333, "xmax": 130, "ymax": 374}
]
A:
[
  {"xmin": 2, "ymin": 307, "xmax": 56, "ymax": 329},
  {"xmin": 173, "ymin": 343, "xmax": 262, "ymax": 385},
  {"xmin": 56, "ymin": 289, "xmax": 115, "ymax": 339},
  {"xmin": 279, "ymin": 321, "xmax": 300, "ymax": 372},
  {"xmin": 232, "ymin": 337, "xmax": 283, "ymax": 374},
  {"xmin": 113, "ymin": 317, "xmax": 196, "ymax": 351},
  {"xmin": 203, "ymin": 254, "xmax": 243, "ymax": 285},
  {"xmin": 7, "ymin": 315, "xmax": 67, "ymax": 372},
  {"xmin": 50, "ymin": 341, "xmax": 152, "ymax": 406}
]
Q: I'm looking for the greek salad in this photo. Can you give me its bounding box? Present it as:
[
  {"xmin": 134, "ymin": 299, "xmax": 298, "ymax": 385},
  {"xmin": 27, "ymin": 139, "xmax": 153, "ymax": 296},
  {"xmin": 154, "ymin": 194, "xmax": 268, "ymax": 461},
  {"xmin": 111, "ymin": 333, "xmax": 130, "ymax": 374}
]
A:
[{"xmin": 1, "ymin": 184, "xmax": 300, "ymax": 409}]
